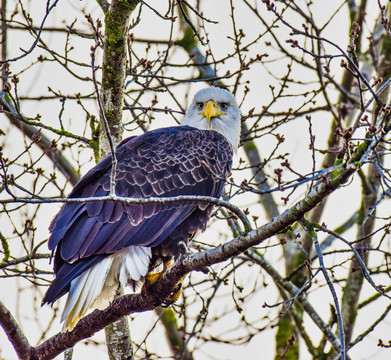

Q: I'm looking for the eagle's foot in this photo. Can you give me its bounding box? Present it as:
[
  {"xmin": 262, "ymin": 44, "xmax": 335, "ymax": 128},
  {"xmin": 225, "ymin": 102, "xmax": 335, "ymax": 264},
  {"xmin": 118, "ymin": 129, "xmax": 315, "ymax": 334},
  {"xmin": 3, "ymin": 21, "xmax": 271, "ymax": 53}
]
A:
[
  {"xmin": 161, "ymin": 280, "xmax": 183, "ymax": 307},
  {"xmin": 177, "ymin": 240, "xmax": 189, "ymax": 257},
  {"xmin": 143, "ymin": 271, "xmax": 183, "ymax": 307}
]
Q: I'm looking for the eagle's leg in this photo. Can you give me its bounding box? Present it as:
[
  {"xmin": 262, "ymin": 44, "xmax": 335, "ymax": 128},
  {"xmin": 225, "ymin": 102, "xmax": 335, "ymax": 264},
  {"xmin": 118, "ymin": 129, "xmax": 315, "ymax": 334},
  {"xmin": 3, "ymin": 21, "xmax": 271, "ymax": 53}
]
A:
[
  {"xmin": 158, "ymin": 240, "xmax": 188, "ymax": 305},
  {"xmin": 142, "ymin": 258, "xmax": 183, "ymax": 307}
]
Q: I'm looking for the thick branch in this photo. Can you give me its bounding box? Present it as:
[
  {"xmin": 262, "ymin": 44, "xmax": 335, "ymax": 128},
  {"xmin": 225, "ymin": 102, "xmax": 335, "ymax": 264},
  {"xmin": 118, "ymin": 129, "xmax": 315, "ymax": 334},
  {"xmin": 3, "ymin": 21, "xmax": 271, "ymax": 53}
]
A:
[
  {"xmin": 98, "ymin": 1, "xmax": 140, "ymax": 358},
  {"xmin": 99, "ymin": 0, "xmax": 140, "ymax": 157},
  {"xmin": 104, "ymin": 286, "xmax": 133, "ymax": 360},
  {"xmin": 0, "ymin": 301, "xmax": 30, "ymax": 360}
]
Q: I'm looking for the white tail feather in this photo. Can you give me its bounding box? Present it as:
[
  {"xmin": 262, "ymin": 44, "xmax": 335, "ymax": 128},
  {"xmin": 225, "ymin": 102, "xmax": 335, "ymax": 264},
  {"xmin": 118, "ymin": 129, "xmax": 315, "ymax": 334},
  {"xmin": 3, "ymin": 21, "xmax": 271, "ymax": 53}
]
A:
[
  {"xmin": 61, "ymin": 256, "xmax": 113, "ymax": 330},
  {"xmin": 80, "ymin": 256, "xmax": 112, "ymax": 315},
  {"xmin": 119, "ymin": 264, "xmax": 128, "ymax": 286},
  {"xmin": 61, "ymin": 246, "xmax": 151, "ymax": 331},
  {"xmin": 135, "ymin": 247, "xmax": 151, "ymax": 268},
  {"xmin": 133, "ymin": 251, "xmax": 148, "ymax": 277},
  {"xmin": 122, "ymin": 246, "xmax": 151, "ymax": 284},
  {"xmin": 125, "ymin": 254, "xmax": 141, "ymax": 280},
  {"xmin": 61, "ymin": 269, "xmax": 89, "ymax": 323}
]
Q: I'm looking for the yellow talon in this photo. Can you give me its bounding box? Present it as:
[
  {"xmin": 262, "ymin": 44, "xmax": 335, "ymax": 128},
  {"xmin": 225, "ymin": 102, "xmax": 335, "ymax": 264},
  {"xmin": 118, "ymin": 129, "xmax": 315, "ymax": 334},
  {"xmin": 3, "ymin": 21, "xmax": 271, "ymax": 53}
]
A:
[
  {"xmin": 142, "ymin": 263, "xmax": 183, "ymax": 306},
  {"xmin": 145, "ymin": 272, "xmax": 162, "ymax": 285},
  {"xmin": 168, "ymin": 278, "xmax": 183, "ymax": 303}
]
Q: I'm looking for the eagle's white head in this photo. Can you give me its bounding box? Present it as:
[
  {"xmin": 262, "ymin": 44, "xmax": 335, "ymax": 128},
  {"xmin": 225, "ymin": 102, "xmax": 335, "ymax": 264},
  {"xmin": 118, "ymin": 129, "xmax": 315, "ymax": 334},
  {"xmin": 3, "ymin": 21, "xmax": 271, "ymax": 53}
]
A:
[{"xmin": 181, "ymin": 87, "xmax": 241, "ymax": 152}]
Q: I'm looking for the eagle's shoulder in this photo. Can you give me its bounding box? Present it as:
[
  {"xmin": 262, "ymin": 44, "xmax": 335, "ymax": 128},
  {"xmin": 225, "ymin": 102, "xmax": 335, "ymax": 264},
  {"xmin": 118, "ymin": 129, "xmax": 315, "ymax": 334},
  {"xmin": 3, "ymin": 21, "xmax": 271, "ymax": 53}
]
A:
[
  {"xmin": 117, "ymin": 126, "xmax": 233, "ymax": 169},
  {"xmin": 119, "ymin": 126, "xmax": 231, "ymax": 150}
]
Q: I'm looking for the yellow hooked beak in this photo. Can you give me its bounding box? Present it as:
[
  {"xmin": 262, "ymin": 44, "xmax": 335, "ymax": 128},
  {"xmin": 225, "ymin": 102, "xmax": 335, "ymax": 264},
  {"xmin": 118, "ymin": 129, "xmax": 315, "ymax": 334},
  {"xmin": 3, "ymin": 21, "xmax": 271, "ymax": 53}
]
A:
[{"xmin": 199, "ymin": 101, "xmax": 226, "ymax": 122}]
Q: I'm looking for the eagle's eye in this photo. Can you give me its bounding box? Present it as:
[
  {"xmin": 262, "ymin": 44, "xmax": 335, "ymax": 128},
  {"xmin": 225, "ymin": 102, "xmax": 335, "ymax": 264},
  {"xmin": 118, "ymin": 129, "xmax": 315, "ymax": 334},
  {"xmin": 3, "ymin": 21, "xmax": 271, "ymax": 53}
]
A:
[
  {"xmin": 196, "ymin": 102, "xmax": 204, "ymax": 110},
  {"xmin": 220, "ymin": 102, "xmax": 228, "ymax": 110}
]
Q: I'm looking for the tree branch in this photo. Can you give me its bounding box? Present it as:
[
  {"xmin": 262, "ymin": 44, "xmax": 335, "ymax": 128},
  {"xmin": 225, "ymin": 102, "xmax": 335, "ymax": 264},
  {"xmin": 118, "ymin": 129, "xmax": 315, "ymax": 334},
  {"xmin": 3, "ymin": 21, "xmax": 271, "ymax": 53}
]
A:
[
  {"xmin": 1, "ymin": 93, "xmax": 80, "ymax": 186},
  {"xmin": 0, "ymin": 301, "xmax": 30, "ymax": 360}
]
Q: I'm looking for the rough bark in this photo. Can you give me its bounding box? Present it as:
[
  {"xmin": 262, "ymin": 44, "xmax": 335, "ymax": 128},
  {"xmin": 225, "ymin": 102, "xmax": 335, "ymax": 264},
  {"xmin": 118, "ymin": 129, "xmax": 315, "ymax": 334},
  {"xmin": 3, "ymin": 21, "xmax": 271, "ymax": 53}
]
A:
[
  {"xmin": 99, "ymin": 0, "xmax": 139, "ymax": 158},
  {"xmin": 104, "ymin": 287, "xmax": 133, "ymax": 360},
  {"xmin": 98, "ymin": 1, "xmax": 140, "ymax": 359}
]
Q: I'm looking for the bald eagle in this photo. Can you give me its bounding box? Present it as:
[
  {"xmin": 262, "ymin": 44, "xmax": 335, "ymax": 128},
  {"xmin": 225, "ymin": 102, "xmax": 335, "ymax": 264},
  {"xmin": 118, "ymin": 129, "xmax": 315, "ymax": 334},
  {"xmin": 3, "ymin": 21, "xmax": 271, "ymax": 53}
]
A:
[{"xmin": 42, "ymin": 87, "xmax": 241, "ymax": 330}]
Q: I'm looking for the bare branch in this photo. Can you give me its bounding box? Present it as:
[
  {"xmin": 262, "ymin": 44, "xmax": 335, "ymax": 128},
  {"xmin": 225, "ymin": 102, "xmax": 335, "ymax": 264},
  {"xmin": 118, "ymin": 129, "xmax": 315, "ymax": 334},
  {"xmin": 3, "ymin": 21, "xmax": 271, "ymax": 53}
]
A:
[{"xmin": 0, "ymin": 301, "xmax": 30, "ymax": 360}]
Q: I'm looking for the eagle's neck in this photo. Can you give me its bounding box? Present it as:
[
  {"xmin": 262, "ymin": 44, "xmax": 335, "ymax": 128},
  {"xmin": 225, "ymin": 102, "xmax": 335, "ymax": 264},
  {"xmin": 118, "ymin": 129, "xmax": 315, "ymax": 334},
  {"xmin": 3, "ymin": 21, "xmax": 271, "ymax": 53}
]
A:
[{"xmin": 181, "ymin": 121, "xmax": 240, "ymax": 152}]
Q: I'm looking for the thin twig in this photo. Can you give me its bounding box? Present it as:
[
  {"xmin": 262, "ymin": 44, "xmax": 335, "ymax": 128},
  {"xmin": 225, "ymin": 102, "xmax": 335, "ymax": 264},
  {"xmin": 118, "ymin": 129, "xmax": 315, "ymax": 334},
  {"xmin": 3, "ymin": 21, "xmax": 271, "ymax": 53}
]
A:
[
  {"xmin": 317, "ymin": 225, "xmax": 391, "ymax": 300},
  {"xmin": 333, "ymin": 302, "xmax": 391, "ymax": 360},
  {"xmin": 0, "ymin": 0, "xmax": 60, "ymax": 64},
  {"xmin": 0, "ymin": 194, "xmax": 252, "ymax": 234}
]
